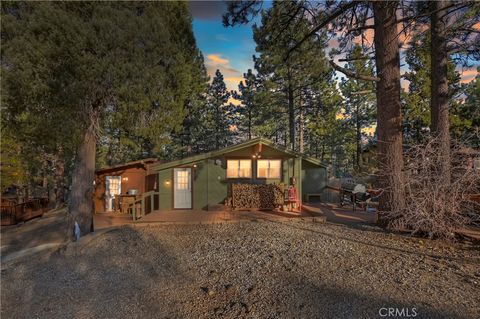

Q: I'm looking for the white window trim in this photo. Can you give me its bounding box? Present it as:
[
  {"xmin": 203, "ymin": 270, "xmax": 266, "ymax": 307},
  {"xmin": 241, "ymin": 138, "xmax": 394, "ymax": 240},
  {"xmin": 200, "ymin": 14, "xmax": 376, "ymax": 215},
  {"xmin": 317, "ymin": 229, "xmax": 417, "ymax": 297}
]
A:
[
  {"xmin": 256, "ymin": 159, "xmax": 282, "ymax": 179},
  {"xmin": 226, "ymin": 159, "xmax": 252, "ymax": 178}
]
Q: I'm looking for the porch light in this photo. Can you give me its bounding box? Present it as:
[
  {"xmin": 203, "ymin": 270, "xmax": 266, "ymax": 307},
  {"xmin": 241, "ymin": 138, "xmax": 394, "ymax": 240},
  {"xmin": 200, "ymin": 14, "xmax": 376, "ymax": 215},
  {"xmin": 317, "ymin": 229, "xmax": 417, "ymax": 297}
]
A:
[
  {"xmin": 122, "ymin": 177, "xmax": 129, "ymax": 181},
  {"xmin": 164, "ymin": 179, "xmax": 171, "ymax": 186},
  {"xmin": 193, "ymin": 164, "xmax": 197, "ymax": 168},
  {"xmin": 252, "ymin": 154, "xmax": 257, "ymax": 158}
]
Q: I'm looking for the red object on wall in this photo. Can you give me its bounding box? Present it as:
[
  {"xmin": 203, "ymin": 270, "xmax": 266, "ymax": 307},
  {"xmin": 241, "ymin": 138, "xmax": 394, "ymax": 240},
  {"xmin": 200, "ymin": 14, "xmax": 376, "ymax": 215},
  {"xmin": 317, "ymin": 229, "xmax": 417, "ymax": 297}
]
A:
[
  {"xmin": 286, "ymin": 185, "xmax": 301, "ymax": 212},
  {"xmin": 288, "ymin": 186, "xmax": 298, "ymax": 202}
]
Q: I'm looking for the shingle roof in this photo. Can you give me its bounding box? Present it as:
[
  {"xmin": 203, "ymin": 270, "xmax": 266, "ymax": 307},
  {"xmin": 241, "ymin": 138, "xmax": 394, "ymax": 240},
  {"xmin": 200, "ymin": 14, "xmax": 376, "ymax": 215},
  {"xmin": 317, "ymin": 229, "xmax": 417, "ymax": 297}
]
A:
[{"xmin": 152, "ymin": 138, "xmax": 327, "ymax": 170}]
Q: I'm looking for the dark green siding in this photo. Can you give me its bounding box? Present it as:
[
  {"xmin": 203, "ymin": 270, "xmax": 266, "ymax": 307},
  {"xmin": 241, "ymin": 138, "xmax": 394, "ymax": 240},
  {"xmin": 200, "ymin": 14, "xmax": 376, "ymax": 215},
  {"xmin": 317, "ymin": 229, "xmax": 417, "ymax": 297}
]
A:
[
  {"xmin": 206, "ymin": 158, "xmax": 228, "ymax": 209},
  {"xmin": 155, "ymin": 143, "xmax": 327, "ymax": 211},
  {"xmin": 158, "ymin": 169, "xmax": 172, "ymax": 210},
  {"xmin": 193, "ymin": 160, "xmax": 208, "ymax": 209},
  {"xmin": 301, "ymin": 160, "xmax": 327, "ymax": 201}
]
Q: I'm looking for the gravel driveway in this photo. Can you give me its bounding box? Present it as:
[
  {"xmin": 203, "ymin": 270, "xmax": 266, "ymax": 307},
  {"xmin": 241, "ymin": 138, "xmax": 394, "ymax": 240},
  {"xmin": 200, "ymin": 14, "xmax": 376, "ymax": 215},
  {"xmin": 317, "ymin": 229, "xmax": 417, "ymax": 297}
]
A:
[{"xmin": 1, "ymin": 220, "xmax": 479, "ymax": 319}]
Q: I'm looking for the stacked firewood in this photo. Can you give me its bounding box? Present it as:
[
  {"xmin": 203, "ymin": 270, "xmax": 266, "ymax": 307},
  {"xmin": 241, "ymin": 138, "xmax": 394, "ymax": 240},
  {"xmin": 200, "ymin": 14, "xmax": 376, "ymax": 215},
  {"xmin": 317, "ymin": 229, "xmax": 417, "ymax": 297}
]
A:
[{"xmin": 232, "ymin": 183, "xmax": 284, "ymax": 210}]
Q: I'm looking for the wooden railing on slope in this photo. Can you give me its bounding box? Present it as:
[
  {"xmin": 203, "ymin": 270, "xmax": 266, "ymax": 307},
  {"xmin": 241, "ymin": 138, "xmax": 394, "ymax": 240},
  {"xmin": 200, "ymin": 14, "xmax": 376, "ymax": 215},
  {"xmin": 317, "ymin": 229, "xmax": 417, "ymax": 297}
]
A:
[{"xmin": 1, "ymin": 198, "xmax": 49, "ymax": 226}]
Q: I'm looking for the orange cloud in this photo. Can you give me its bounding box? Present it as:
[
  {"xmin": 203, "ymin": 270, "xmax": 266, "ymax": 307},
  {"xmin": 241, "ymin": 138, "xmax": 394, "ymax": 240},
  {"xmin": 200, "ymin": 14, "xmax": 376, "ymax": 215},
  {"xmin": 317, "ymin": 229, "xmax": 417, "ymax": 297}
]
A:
[
  {"xmin": 206, "ymin": 54, "xmax": 229, "ymax": 65},
  {"xmin": 204, "ymin": 54, "xmax": 242, "ymax": 91},
  {"xmin": 460, "ymin": 68, "xmax": 478, "ymax": 84},
  {"xmin": 228, "ymin": 96, "xmax": 241, "ymax": 106},
  {"xmin": 352, "ymin": 28, "xmax": 374, "ymax": 45},
  {"xmin": 363, "ymin": 125, "xmax": 376, "ymax": 136},
  {"xmin": 225, "ymin": 76, "xmax": 244, "ymax": 91}
]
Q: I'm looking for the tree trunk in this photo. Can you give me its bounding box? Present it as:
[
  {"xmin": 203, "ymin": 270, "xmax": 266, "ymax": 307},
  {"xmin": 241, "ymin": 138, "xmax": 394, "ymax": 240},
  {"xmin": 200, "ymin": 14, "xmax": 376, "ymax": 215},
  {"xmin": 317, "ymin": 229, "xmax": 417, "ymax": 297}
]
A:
[
  {"xmin": 67, "ymin": 115, "xmax": 97, "ymax": 239},
  {"xmin": 54, "ymin": 151, "xmax": 66, "ymax": 208},
  {"xmin": 430, "ymin": 0, "xmax": 451, "ymax": 184},
  {"xmin": 299, "ymin": 95, "xmax": 304, "ymax": 153},
  {"xmin": 287, "ymin": 83, "xmax": 295, "ymax": 150},
  {"xmin": 355, "ymin": 104, "xmax": 361, "ymax": 171},
  {"xmin": 42, "ymin": 156, "xmax": 49, "ymax": 200},
  {"xmin": 248, "ymin": 108, "xmax": 252, "ymax": 140},
  {"xmin": 373, "ymin": 1, "xmax": 406, "ymax": 219}
]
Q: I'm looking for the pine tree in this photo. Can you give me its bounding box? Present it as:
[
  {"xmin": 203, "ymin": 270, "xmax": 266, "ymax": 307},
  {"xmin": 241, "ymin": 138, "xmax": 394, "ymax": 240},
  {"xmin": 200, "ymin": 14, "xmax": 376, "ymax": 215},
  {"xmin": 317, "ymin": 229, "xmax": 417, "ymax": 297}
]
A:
[
  {"xmin": 252, "ymin": 1, "xmax": 332, "ymax": 151},
  {"xmin": 202, "ymin": 70, "xmax": 235, "ymax": 151},
  {"xmin": 452, "ymin": 70, "xmax": 480, "ymax": 147},
  {"xmin": 340, "ymin": 45, "xmax": 376, "ymax": 171},
  {"xmin": 403, "ymin": 30, "xmax": 462, "ymax": 144},
  {"xmin": 1, "ymin": 2, "xmax": 206, "ymax": 237},
  {"xmin": 232, "ymin": 69, "xmax": 259, "ymax": 141}
]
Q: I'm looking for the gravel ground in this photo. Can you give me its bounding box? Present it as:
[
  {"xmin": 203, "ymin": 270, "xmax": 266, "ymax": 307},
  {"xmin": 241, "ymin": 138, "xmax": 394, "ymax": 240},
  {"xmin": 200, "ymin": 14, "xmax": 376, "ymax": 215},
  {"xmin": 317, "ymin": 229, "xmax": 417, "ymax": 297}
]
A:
[{"xmin": 1, "ymin": 220, "xmax": 479, "ymax": 319}]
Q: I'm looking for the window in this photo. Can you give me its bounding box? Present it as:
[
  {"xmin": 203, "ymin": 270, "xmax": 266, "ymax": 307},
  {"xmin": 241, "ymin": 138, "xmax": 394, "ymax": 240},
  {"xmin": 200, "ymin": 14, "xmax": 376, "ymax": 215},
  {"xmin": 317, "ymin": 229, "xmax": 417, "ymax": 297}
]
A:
[
  {"xmin": 176, "ymin": 171, "xmax": 189, "ymax": 190},
  {"xmin": 227, "ymin": 159, "xmax": 252, "ymax": 178},
  {"xmin": 106, "ymin": 176, "xmax": 121, "ymax": 195},
  {"xmin": 257, "ymin": 159, "xmax": 281, "ymax": 179}
]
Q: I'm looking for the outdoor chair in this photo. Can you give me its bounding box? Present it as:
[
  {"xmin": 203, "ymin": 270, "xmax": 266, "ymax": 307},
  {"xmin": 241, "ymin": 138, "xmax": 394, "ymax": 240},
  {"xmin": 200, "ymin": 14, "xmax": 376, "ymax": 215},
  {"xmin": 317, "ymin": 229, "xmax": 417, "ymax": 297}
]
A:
[{"xmin": 366, "ymin": 189, "xmax": 384, "ymax": 212}]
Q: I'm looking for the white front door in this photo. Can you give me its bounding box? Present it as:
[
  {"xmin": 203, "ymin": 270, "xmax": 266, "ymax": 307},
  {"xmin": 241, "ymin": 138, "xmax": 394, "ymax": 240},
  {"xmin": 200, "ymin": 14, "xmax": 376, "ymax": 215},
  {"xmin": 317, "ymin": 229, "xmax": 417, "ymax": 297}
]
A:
[
  {"xmin": 174, "ymin": 168, "xmax": 192, "ymax": 209},
  {"xmin": 105, "ymin": 176, "xmax": 122, "ymax": 211}
]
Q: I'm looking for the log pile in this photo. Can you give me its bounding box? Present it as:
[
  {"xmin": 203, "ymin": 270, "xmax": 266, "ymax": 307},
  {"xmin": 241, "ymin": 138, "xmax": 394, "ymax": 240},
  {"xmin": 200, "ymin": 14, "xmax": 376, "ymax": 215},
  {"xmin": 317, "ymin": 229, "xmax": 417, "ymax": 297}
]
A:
[{"xmin": 232, "ymin": 183, "xmax": 284, "ymax": 210}]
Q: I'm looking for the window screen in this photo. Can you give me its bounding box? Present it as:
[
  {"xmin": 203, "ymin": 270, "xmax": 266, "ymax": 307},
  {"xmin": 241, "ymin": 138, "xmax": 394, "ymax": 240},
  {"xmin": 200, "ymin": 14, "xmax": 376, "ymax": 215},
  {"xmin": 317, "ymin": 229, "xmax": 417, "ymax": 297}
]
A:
[
  {"xmin": 257, "ymin": 159, "xmax": 281, "ymax": 179},
  {"xmin": 227, "ymin": 160, "xmax": 252, "ymax": 178}
]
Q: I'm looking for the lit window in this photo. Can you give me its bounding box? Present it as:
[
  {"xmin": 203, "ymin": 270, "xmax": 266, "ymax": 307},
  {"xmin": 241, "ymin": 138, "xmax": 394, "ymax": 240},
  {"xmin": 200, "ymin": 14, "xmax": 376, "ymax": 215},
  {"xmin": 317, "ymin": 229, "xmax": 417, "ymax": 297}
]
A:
[
  {"xmin": 227, "ymin": 160, "xmax": 252, "ymax": 178},
  {"xmin": 257, "ymin": 159, "xmax": 281, "ymax": 179},
  {"xmin": 106, "ymin": 176, "xmax": 121, "ymax": 195},
  {"xmin": 176, "ymin": 171, "xmax": 189, "ymax": 190}
]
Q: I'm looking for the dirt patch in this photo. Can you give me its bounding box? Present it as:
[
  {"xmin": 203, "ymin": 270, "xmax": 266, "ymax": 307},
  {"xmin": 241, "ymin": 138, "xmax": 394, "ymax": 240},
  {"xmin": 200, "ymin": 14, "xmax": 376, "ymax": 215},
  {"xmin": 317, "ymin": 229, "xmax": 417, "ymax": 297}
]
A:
[{"xmin": 1, "ymin": 221, "xmax": 479, "ymax": 318}]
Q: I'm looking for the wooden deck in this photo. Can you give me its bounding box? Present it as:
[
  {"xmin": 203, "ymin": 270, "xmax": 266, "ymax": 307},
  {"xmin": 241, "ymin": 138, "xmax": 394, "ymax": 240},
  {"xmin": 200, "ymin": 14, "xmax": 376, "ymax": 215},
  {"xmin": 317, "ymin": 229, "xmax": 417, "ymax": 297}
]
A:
[{"xmin": 303, "ymin": 202, "xmax": 377, "ymax": 224}]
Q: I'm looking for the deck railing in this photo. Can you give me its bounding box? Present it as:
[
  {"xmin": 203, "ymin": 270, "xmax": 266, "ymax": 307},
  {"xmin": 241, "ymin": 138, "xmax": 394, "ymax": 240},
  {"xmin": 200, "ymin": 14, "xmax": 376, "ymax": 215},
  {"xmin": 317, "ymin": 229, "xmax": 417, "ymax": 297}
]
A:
[
  {"xmin": 130, "ymin": 191, "xmax": 159, "ymax": 221},
  {"xmin": 1, "ymin": 198, "xmax": 49, "ymax": 226}
]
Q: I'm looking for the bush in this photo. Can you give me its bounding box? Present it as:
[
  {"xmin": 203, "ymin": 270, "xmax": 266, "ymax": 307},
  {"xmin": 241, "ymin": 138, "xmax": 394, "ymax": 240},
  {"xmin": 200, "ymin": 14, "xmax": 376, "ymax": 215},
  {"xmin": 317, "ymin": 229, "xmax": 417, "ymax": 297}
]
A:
[{"xmin": 384, "ymin": 138, "xmax": 480, "ymax": 239}]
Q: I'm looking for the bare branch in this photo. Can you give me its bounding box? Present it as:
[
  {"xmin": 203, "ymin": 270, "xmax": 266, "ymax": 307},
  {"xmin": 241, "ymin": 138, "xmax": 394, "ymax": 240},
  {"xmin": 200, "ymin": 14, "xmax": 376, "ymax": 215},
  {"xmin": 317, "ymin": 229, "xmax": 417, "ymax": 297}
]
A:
[
  {"xmin": 347, "ymin": 24, "xmax": 375, "ymax": 34},
  {"xmin": 351, "ymin": 90, "xmax": 373, "ymax": 95},
  {"xmin": 329, "ymin": 60, "xmax": 380, "ymax": 82},
  {"xmin": 338, "ymin": 56, "xmax": 371, "ymax": 62},
  {"xmin": 285, "ymin": 1, "xmax": 358, "ymax": 60},
  {"xmin": 396, "ymin": 2, "xmax": 459, "ymax": 24}
]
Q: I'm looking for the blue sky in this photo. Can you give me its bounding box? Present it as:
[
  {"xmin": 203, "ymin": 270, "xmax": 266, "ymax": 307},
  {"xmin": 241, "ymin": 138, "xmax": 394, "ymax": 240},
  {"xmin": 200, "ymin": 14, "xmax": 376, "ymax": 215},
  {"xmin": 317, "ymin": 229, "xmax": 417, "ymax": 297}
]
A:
[
  {"xmin": 189, "ymin": 1, "xmax": 266, "ymax": 91},
  {"xmin": 192, "ymin": 19, "xmax": 256, "ymax": 90},
  {"xmin": 188, "ymin": 1, "xmax": 478, "ymax": 92}
]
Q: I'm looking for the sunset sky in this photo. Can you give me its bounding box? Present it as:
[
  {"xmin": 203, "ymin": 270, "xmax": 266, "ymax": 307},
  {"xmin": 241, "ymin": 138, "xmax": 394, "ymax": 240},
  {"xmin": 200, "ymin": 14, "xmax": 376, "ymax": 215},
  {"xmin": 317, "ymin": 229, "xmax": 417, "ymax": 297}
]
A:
[{"xmin": 188, "ymin": 1, "xmax": 479, "ymax": 92}]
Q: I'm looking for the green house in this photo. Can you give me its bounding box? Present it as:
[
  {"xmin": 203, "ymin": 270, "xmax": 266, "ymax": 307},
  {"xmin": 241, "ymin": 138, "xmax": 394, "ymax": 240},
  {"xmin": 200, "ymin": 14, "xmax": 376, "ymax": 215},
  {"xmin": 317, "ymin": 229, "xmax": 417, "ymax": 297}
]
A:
[{"xmin": 148, "ymin": 138, "xmax": 327, "ymax": 212}]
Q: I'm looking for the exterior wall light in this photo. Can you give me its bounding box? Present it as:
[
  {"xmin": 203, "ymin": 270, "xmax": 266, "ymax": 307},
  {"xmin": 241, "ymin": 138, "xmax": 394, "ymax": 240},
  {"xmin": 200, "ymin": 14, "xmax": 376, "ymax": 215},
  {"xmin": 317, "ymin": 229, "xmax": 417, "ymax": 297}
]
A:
[
  {"xmin": 122, "ymin": 177, "xmax": 129, "ymax": 181},
  {"xmin": 164, "ymin": 179, "xmax": 171, "ymax": 186}
]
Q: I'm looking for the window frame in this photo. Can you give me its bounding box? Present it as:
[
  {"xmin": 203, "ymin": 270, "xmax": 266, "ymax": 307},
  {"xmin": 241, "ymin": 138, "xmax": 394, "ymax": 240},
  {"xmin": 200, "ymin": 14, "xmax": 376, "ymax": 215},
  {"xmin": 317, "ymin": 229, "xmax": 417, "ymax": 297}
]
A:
[
  {"xmin": 256, "ymin": 159, "xmax": 282, "ymax": 179},
  {"xmin": 226, "ymin": 159, "xmax": 252, "ymax": 179}
]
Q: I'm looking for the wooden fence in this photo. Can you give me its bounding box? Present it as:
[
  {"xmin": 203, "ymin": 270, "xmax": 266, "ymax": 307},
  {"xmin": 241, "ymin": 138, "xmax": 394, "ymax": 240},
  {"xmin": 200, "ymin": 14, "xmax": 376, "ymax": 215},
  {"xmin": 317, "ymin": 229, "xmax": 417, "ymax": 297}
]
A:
[{"xmin": 1, "ymin": 198, "xmax": 49, "ymax": 226}]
